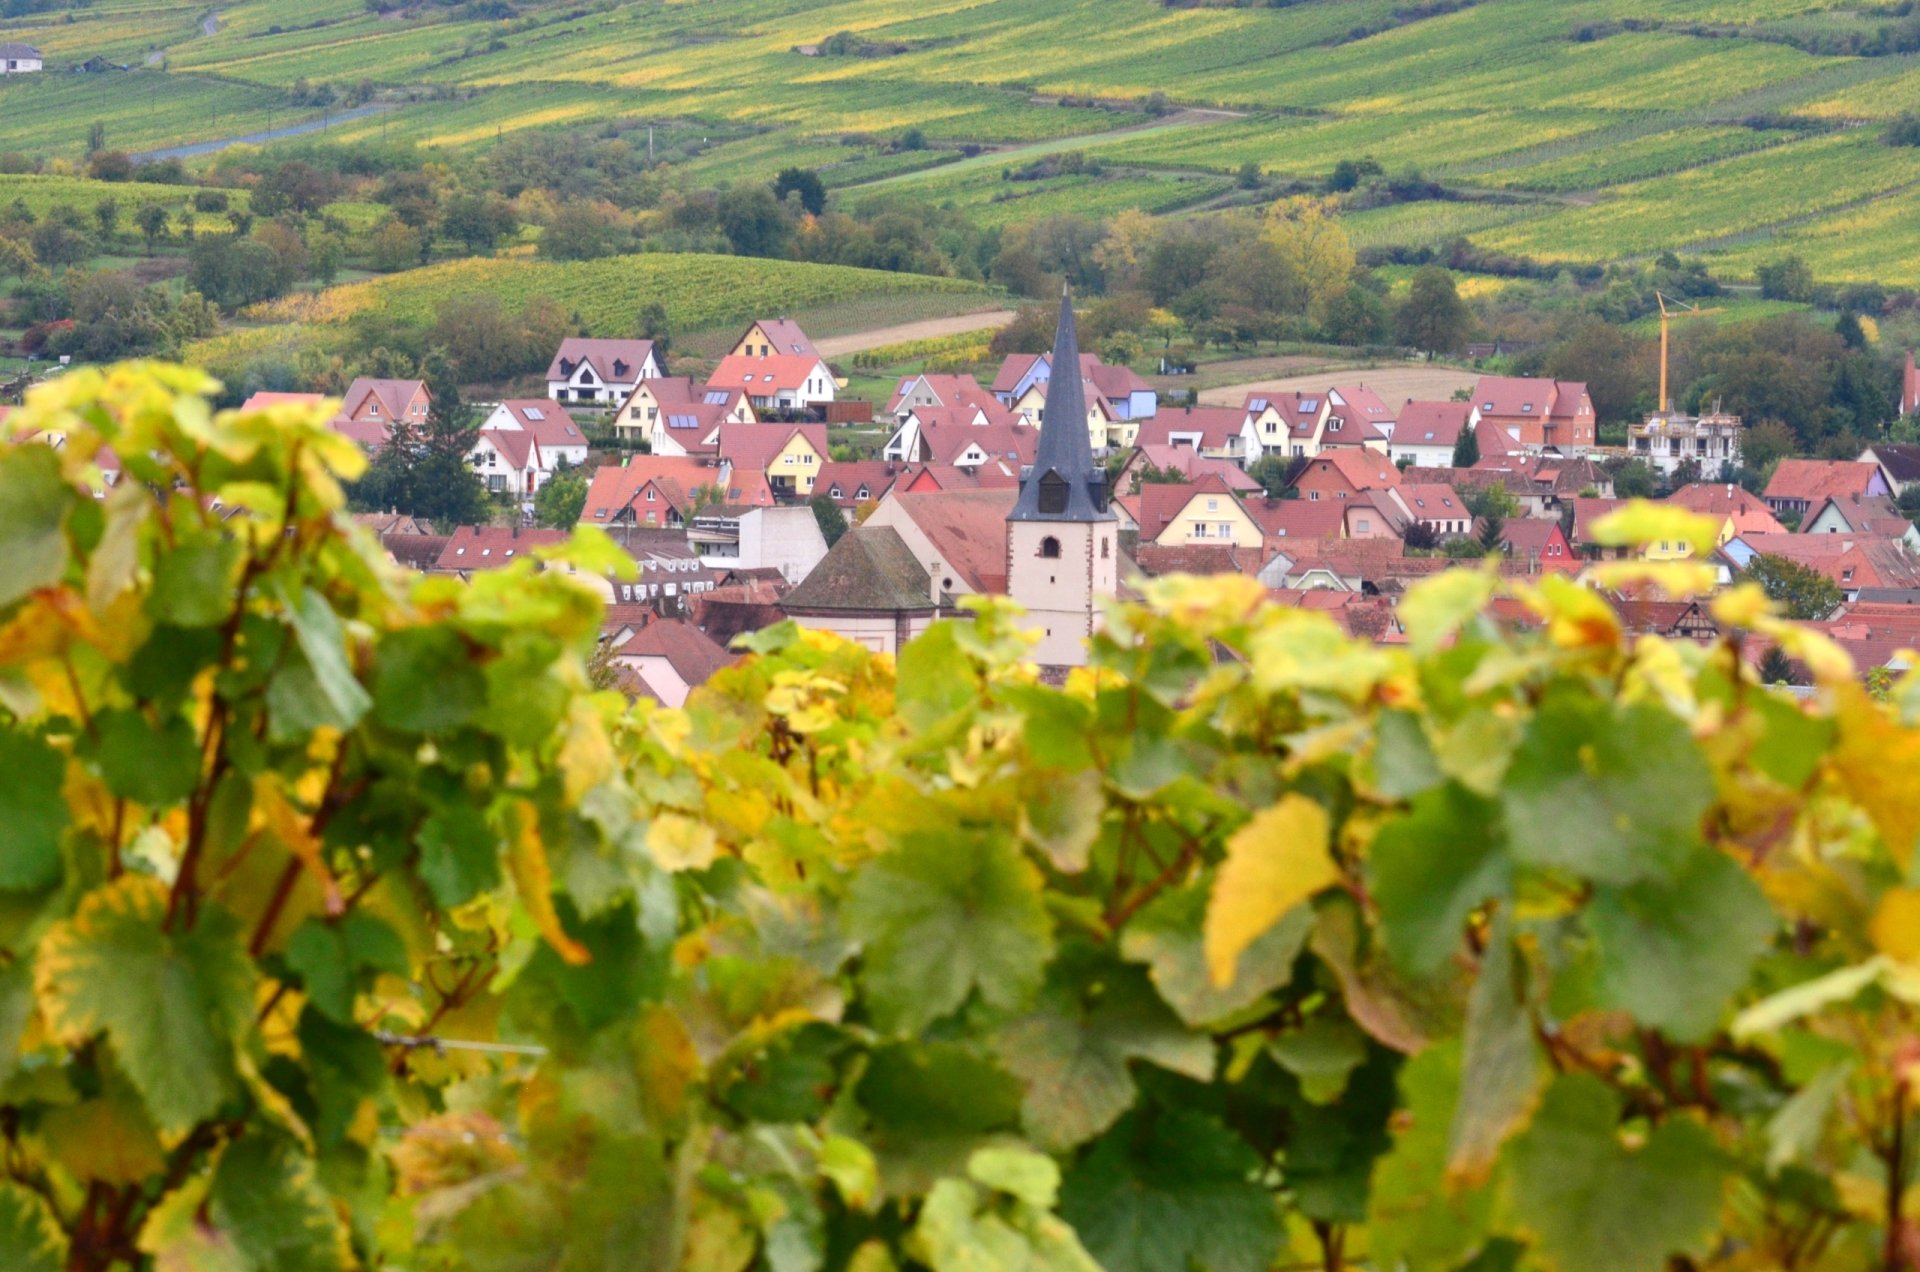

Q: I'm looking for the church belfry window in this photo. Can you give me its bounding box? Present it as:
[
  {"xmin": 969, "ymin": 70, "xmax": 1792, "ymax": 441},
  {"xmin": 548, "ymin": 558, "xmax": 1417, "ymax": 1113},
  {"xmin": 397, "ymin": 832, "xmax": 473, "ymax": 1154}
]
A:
[
  {"xmin": 1038, "ymin": 471, "xmax": 1069, "ymax": 515},
  {"xmin": 1040, "ymin": 536, "xmax": 1062, "ymax": 559}
]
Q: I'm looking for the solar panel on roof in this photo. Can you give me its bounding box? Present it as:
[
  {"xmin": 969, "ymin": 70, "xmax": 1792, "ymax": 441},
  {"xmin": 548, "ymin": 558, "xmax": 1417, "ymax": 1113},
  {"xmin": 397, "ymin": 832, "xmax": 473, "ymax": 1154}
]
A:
[
  {"xmin": 667, "ymin": 414, "xmax": 699, "ymax": 429},
  {"xmin": 704, "ymin": 391, "xmax": 731, "ymax": 405},
  {"xmin": 523, "ymin": 407, "xmax": 545, "ymax": 421},
  {"xmin": 1300, "ymin": 398, "xmax": 1319, "ymax": 411}
]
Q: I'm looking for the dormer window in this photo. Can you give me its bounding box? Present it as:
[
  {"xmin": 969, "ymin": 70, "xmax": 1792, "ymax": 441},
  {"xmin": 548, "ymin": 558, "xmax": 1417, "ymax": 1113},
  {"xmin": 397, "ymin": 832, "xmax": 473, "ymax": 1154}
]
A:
[{"xmin": 1038, "ymin": 471, "xmax": 1069, "ymax": 515}]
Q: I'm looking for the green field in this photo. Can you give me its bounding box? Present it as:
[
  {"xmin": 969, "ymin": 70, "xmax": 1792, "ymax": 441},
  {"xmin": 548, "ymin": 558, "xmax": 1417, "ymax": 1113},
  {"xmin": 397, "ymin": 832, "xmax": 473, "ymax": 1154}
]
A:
[
  {"xmin": 185, "ymin": 250, "xmax": 997, "ymax": 370},
  {"xmin": 7, "ymin": 0, "xmax": 1920, "ymax": 282}
]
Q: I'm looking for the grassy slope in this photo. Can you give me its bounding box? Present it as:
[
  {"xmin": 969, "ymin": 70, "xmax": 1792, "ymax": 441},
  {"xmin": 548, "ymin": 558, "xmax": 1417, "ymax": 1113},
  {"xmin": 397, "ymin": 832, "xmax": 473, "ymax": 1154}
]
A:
[{"xmin": 9, "ymin": 0, "xmax": 1920, "ymax": 282}]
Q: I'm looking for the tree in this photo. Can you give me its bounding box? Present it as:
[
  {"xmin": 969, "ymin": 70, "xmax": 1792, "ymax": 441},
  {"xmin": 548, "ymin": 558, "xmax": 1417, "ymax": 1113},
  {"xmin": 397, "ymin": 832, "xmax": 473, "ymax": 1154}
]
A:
[
  {"xmin": 19, "ymin": 364, "xmax": 1920, "ymax": 1272},
  {"xmin": 1394, "ymin": 265, "xmax": 1471, "ymax": 360},
  {"xmin": 1746, "ymin": 552, "xmax": 1845, "ymax": 619},
  {"xmin": 369, "ymin": 218, "xmax": 424, "ymax": 272},
  {"xmin": 188, "ymin": 236, "xmax": 284, "ymax": 309},
  {"xmin": 539, "ymin": 200, "xmax": 622, "ymax": 262},
  {"xmin": 773, "ymin": 167, "xmax": 828, "ymax": 216},
  {"xmin": 1246, "ymin": 454, "xmax": 1293, "ymax": 497},
  {"xmin": 1476, "ymin": 507, "xmax": 1506, "ymax": 552},
  {"xmin": 534, "ymin": 466, "xmax": 589, "ymax": 528},
  {"xmin": 85, "ymin": 119, "xmax": 105, "ymax": 154},
  {"xmin": 1757, "ymin": 644, "xmax": 1797, "ymax": 685},
  {"xmin": 1611, "ymin": 458, "xmax": 1658, "ymax": 499},
  {"xmin": 132, "ymin": 202, "xmax": 168, "ymax": 255},
  {"xmin": 717, "ymin": 185, "xmax": 793, "ymax": 258},
  {"xmin": 1452, "ymin": 422, "xmax": 1480, "ymax": 468},
  {"xmin": 91, "ymin": 197, "xmax": 119, "ymax": 244},
  {"xmin": 440, "ymin": 191, "xmax": 518, "ymax": 254},
  {"xmin": 1756, "ymin": 254, "xmax": 1815, "ymax": 302},
  {"xmin": 810, "ymin": 491, "xmax": 849, "ymax": 546},
  {"xmin": 636, "ymin": 300, "xmax": 672, "ymax": 355},
  {"xmin": 1235, "ymin": 160, "xmax": 1263, "ymax": 190},
  {"xmin": 1261, "ymin": 196, "xmax": 1355, "ymax": 324},
  {"xmin": 1321, "ymin": 283, "xmax": 1388, "ymax": 345}
]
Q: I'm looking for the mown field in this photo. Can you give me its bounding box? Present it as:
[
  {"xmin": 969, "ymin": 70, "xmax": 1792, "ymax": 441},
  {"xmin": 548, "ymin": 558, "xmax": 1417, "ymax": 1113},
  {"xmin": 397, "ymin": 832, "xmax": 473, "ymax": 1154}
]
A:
[{"xmin": 10, "ymin": 0, "xmax": 1920, "ymax": 282}]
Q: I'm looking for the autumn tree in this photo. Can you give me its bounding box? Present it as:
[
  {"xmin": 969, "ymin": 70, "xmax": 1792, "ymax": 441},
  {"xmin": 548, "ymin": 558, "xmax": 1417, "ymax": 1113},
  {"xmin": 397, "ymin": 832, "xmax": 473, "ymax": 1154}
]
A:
[
  {"xmin": 1395, "ymin": 264, "xmax": 1472, "ymax": 360},
  {"xmin": 1261, "ymin": 195, "xmax": 1356, "ymax": 324}
]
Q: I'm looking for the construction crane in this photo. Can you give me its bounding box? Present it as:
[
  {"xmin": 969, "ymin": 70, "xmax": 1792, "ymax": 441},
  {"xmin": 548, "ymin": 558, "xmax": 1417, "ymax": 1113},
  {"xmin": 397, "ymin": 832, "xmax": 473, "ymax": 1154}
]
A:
[{"xmin": 1655, "ymin": 292, "xmax": 1723, "ymax": 414}]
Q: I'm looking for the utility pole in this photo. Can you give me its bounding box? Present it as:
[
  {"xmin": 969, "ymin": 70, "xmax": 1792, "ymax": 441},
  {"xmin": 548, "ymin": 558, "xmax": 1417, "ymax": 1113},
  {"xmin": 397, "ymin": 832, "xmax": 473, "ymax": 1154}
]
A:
[{"xmin": 648, "ymin": 124, "xmax": 654, "ymax": 164}]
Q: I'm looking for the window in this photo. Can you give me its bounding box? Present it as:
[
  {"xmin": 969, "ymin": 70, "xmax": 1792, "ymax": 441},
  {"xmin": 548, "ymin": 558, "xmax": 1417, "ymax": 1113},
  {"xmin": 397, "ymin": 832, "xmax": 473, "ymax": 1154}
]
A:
[
  {"xmin": 1194, "ymin": 524, "xmax": 1209, "ymax": 538},
  {"xmin": 1038, "ymin": 472, "xmax": 1069, "ymax": 515},
  {"xmin": 1039, "ymin": 536, "xmax": 1062, "ymax": 559},
  {"xmin": 646, "ymin": 489, "xmax": 657, "ymax": 502},
  {"xmin": 1206, "ymin": 499, "xmax": 1218, "ymax": 511},
  {"xmin": 1308, "ymin": 490, "xmax": 1320, "ymax": 501},
  {"xmin": 1101, "ymin": 538, "xmax": 1110, "ymax": 560},
  {"xmin": 1355, "ymin": 518, "xmax": 1370, "ymax": 532}
]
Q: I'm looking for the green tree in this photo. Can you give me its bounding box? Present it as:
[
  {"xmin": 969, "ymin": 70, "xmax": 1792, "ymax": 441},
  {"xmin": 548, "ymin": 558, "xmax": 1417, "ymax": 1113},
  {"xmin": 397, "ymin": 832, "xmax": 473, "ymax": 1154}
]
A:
[
  {"xmin": 1246, "ymin": 454, "xmax": 1293, "ymax": 497},
  {"xmin": 717, "ymin": 184, "xmax": 794, "ymax": 258},
  {"xmin": 440, "ymin": 191, "xmax": 518, "ymax": 254},
  {"xmin": 1756, "ymin": 254, "xmax": 1815, "ymax": 302},
  {"xmin": 91, "ymin": 197, "xmax": 119, "ymax": 244},
  {"xmin": 1452, "ymin": 421, "xmax": 1480, "ymax": 468},
  {"xmin": 1321, "ymin": 283, "xmax": 1389, "ymax": 345},
  {"xmin": 132, "ymin": 202, "xmax": 168, "ymax": 255},
  {"xmin": 810, "ymin": 491, "xmax": 849, "ymax": 546},
  {"xmin": 85, "ymin": 119, "xmax": 105, "ymax": 155},
  {"xmin": 773, "ymin": 167, "xmax": 828, "ymax": 216},
  {"xmin": 1394, "ymin": 265, "xmax": 1471, "ymax": 360},
  {"xmin": 636, "ymin": 299, "xmax": 672, "ymax": 355},
  {"xmin": 1746, "ymin": 551, "xmax": 1845, "ymax": 619},
  {"xmin": 1611, "ymin": 459, "xmax": 1658, "ymax": 499},
  {"xmin": 534, "ymin": 466, "xmax": 588, "ymax": 528}
]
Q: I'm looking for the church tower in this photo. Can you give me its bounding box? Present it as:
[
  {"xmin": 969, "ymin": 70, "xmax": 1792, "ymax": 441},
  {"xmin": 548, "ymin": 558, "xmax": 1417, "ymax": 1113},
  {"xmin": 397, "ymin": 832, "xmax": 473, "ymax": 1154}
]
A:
[{"xmin": 1006, "ymin": 286, "xmax": 1118, "ymax": 668}]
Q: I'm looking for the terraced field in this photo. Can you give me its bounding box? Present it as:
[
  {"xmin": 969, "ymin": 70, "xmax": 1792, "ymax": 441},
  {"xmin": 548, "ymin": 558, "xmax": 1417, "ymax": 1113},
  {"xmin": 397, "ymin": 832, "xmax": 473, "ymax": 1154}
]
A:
[{"xmin": 8, "ymin": 0, "xmax": 1920, "ymax": 283}]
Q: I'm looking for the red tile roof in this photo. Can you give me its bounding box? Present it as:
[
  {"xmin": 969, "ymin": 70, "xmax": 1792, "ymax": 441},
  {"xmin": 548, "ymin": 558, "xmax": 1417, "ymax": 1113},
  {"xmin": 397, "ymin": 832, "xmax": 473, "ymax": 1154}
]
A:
[
  {"xmin": 1134, "ymin": 406, "xmax": 1245, "ymax": 451},
  {"xmin": 1765, "ymin": 459, "xmax": 1881, "ymax": 505},
  {"xmin": 240, "ymin": 391, "xmax": 327, "ymax": 412},
  {"xmin": 1395, "ymin": 400, "xmax": 1471, "ymax": 449},
  {"xmin": 433, "ymin": 526, "xmax": 569, "ymax": 572},
  {"xmin": 479, "ymin": 428, "xmax": 537, "ymax": 471},
  {"xmin": 492, "ymin": 399, "xmax": 587, "ymax": 451},
  {"xmin": 582, "ymin": 457, "xmax": 725, "ymax": 523},
  {"xmin": 709, "ymin": 354, "xmax": 829, "ymax": 395},
  {"xmin": 716, "ymin": 423, "xmax": 827, "ymax": 474},
  {"xmin": 887, "ymin": 488, "xmax": 1017, "ymax": 594},
  {"xmin": 619, "ymin": 617, "xmax": 734, "ymax": 687},
  {"xmin": 1243, "ymin": 496, "xmax": 1347, "ymax": 540},
  {"xmin": 746, "ymin": 318, "xmax": 819, "ymax": 359},
  {"xmin": 1297, "ymin": 447, "xmax": 1401, "ymax": 492}
]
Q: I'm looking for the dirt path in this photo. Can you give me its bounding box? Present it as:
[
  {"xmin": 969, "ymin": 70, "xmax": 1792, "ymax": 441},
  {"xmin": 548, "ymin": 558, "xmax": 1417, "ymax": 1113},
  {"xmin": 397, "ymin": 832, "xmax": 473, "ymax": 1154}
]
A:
[
  {"xmin": 1198, "ymin": 363, "xmax": 1480, "ymax": 407},
  {"xmin": 848, "ymin": 108, "xmax": 1238, "ymax": 191},
  {"xmin": 815, "ymin": 309, "xmax": 1017, "ymax": 358}
]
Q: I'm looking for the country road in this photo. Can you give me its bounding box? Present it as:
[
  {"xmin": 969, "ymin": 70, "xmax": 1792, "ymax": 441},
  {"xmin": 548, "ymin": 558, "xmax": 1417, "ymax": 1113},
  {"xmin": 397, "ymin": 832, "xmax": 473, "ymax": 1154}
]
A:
[
  {"xmin": 132, "ymin": 102, "xmax": 396, "ymax": 163},
  {"xmin": 815, "ymin": 309, "xmax": 1016, "ymax": 357}
]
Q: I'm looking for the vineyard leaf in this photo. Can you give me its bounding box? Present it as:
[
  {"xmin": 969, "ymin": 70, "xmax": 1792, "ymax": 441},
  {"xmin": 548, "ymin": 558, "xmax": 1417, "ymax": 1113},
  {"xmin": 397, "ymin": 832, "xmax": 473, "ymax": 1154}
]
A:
[
  {"xmin": 1205, "ymin": 794, "xmax": 1335, "ymax": 988},
  {"xmin": 856, "ymin": 1041, "xmax": 1023, "ymax": 1135},
  {"xmin": 1587, "ymin": 845, "xmax": 1774, "ymax": 1041},
  {"xmin": 1399, "ymin": 567, "xmax": 1497, "ymax": 656},
  {"xmin": 1766, "ymin": 1062, "xmax": 1850, "ymax": 1172},
  {"xmin": 416, "ymin": 804, "xmax": 501, "ymax": 909},
  {"xmin": 1733, "ymin": 959, "xmax": 1887, "ymax": 1039},
  {"xmin": 1370, "ymin": 709, "xmax": 1444, "ymax": 801},
  {"xmin": 1060, "ymin": 1109, "xmax": 1281, "ymax": 1272},
  {"xmin": 206, "ymin": 1133, "xmax": 353, "ymax": 1272},
  {"xmin": 91, "ymin": 709, "xmax": 202, "ymax": 806},
  {"xmin": 1121, "ymin": 882, "xmax": 1312, "ymax": 1027},
  {"xmin": 281, "ymin": 586, "xmax": 371, "ymax": 731},
  {"xmin": 1020, "ymin": 768, "xmax": 1103, "ymax": 875},
  {"xmin": 36, "ymin": 877, "xmax": 253, "ymax": 1138},
  {"xmin": 718, "ymin": 1020, "xmax": 850, "ymax": 1124},
  {"xmin": 149, "ymin": 538, "xmax": 242, "ymax": 629},
  {"xmin": 1368, "ymin": 782, "xmax": 1508, "ymax": 978},
  {"xmin": 1268, "ymin": 1016, "xmax": 1368, "ymax": 1104},
  {"xmin": 911, "ymin": 1178, "xmax": 1100, "ymax": 1272},
  {"xmin": 1448, "ymin": 916, "xmax": 1542, "ymax": 1181},
  {"xmin": 0, "ymin": 1183, "xmax": 64, "ymax": 1272},
  {"xmin": 1502, "ymin": 698, "xmax": 1712, "ymax": 885},
  {"xmin": 1503, "ymin": 1074, "xmax": 1724, "ymax": 1272},
  {"xmin": 1367, "ymin": 1042, "xmax": 1495, "ymax": 1272},
  {"xmin": 0, "ymin": 732, "xmax": 68, "ymax": 891},
  {"xmin": 847, "ymin": 831, "xmax": 1052, "ymax": 1034},
  {"xmin": 0, "ymin": 444, "xmax": 70, "ymax": 611},
  {"xmin": 969, "ymin": 1146, "xmax": 1060, "ymax": 1209},
  {"xmin": 371, "ymin": 626, "xmax": 488, "ymax": 734},
  {"xmin": 997, "ymin": 961, "xmax": 1213, "ymax": 1151}
]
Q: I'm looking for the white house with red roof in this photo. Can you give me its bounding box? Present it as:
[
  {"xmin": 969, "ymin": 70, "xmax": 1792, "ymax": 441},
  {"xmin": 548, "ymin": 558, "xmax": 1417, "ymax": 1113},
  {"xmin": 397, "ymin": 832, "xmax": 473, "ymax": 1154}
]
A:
[
  {"xmin": 482, "ymin": 399, "xmax": 590, "ymax": 469},
  {"xmin": 991, "ymin": 352, "xmax": 1156, "ymax": 422},
  {"xmin": 1134, "ymin": 406, "xmax": 1246, "ymax": 458},
  {"xmin": 468, "ymin": 429, "xmax": 543, "ymax": 498},
  {"xmin": 1239, "ymin": 391, "xmax": 1329, "ymax": 462},
  {"xmin": 1389, "ymin": 400, "xmax": 1472, "ymax": 468},
  {"xmin": 1318, "ymin": 386, "xmax": 1396, "ymax": 452},
  {"xmin": 707, "ymin": 353, "xmax": 837, "ymax": 412},
  {"xmin": 545, "ymin": 338, "xmax": 662, "ymax": 406},
  {"xmin": 887, "ymin": 373, "xmax": 1002, "ymax": 422}
]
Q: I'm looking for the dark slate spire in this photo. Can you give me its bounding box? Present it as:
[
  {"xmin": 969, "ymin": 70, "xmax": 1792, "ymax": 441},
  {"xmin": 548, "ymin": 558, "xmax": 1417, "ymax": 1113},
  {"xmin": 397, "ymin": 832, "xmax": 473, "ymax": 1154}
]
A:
[{"xmin": 1010, "ymin": 285, "xmax": 1113, "ymax": 523}]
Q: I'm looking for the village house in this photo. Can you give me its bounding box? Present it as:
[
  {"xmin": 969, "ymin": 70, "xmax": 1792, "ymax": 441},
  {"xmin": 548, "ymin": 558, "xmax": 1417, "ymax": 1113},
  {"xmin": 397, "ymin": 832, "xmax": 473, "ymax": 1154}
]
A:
[
  {"xmin": 241, "ymin": 390, "xmax": 328, "ymax": 413},
  {"xmin": 612, "ymin": 377, "xmax": 754, "ymax": 452},
  {"xmin": 1291, "ymin": 448, "xmax": 1401, "ymax": 502},
  {"xmin": 1394, "ymin": 483, "xmax": 1473, "ymax": 537},
  {"xmin": 863, "ymin": 487, "xmax": 1017, "ymax": 601},
  {"xmin": 481, "ymin": 399, "xmax": 590, "ymax": 470},
  {"xmin": 1238, "ymin": 392, "xmax": 1329, "ymax": 462},
  {"xmin": 732, "ymin": 319, "xmax": 820, "ymax": 360},
  {"xmin": 887, "ymin": 373, "xmax": 1002, "ymax": 422},
  {"xmin": 1467, "ymin": 376, "xmax": 1595, "ymax": 453},
  {"xmin": 1388, "ymin": 401, "xmax": 1472, "ymax": 468},
  {"xmin": 706, "ymin": 353, "xmax": 838, "ymax": 413},
  {"xmin": 1114, "ymin": 445, "xmax": 1260, "ymax": 496},
  {"xmin": 992, "ymin": 352, "xmax": 1157, "ymax": 423},
  {"xmin": 1126, "ymin": 478, "xmax": 1266, "ymax": 549},
  {"xmin": 1664, "ymin": 482, "xmax": 1786, "ymax": 545},
  {"xmin": 545, "ymin": 338, "xmax": 663, "ymax": 406},
  {"xmin": 1133, "ymin": 406, "xmax": 1247, "ymax": 459},
  {"xmin": 331, "ymin": 377, "xmax": 429, "ymax": 449},
  {"xmin": 1628, "ymin": 404, "xmax": 1743, "ymax": 477},
  {"xmin": 1802, "ymin": 493, "xmax": 1920, "ymax": 548},
  {"xmin": 1860, "ymin": 442, "xmax": 1920, "ymax": 497},
  {"xmin": 0, "ymin": 43, "xmax": 42, "ymax": 73},
  {"xmin": 467, "ymin": 429, "xmax": 544, "ymax": 499},
  {"xmin": 611, "ymin": 619, "xmax": 734, "ymax": 708},
  {"xmin": 1499, "ymin": 519, "xmax": 1578, "ymax": 573},
  {"xmin": 1764, "ymin": 459, "xmax": 1888, "ymax": 521},
  {"xmin": 715, "ymin": 423, "xmax": 829, "ymax": 497},
  {"xmin": 685, "ymin": 504, "xmax": 830, "ymax": 585},
  {"xmin": 1317, "ymin": 385, "xmax": 1396, "ymax": 452},
  {"xmin": 580, "ymin": 457, "xmax": 747, "ymax": 528},
  {"xmin": 882, "ymin": 402, "xmax": 1033, "ymax": 470}
]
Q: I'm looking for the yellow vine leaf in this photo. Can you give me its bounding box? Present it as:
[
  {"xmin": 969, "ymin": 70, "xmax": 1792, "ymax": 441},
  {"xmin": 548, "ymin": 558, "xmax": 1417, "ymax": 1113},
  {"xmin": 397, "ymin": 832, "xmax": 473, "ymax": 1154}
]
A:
[
  {"xmin": 1871, "ymin": 889, "xmax": 1920, "ymax": 963},
  {"xmin": 1832, "ymin": 685, "xmax": 1920, "ymax": 868},
  {"xmin": 507, "ymin": 802, "xmax": 590, "ymax": 966},
  {"xmin": 1205, "ymin": 795, "xmax": 1335, "ymax": 988},
  {"xmin": 256, "ymin": 779, "xmax": 343, "ymax": 917}
]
